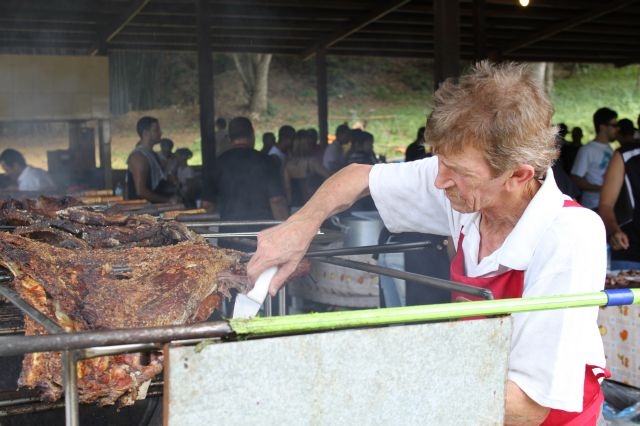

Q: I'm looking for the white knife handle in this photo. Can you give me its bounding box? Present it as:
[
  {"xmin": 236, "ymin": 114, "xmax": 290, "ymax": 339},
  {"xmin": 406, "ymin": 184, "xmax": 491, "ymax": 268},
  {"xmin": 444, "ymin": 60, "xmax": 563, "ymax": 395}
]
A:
[{"xmin": 247, "ymin": 266, "xmax": 278, "ymax": 304}]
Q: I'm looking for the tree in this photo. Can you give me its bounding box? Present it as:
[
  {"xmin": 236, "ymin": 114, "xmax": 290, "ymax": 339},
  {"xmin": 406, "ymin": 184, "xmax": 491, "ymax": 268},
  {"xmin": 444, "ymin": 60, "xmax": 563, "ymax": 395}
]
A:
[
  {"xmin": 529, "ymin": 62, "xmax": 554, "ymax": 95},
  {"xmin": 232, "ymin": 53, "xmax": 272, "ymax": 118}
]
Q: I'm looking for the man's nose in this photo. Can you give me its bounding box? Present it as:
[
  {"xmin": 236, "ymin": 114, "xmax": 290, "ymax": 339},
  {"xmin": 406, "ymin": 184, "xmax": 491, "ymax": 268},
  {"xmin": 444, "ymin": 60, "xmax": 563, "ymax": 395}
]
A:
[{"xmin": 434, "ymin": 169, "xmax": 452, "ymax": 189}]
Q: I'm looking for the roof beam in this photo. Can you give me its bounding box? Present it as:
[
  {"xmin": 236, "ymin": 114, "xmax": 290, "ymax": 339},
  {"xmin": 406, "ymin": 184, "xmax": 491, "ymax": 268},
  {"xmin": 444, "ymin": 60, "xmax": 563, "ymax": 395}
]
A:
[
  {"xmin": 87, "ymin": 0, "xmax": 152, "ymax": 55},
  {"xmin": 301, "ymin": 0, "xmax": 412, "ymax": 60},
  {"xmin": 502, "ymin": 0, "xmax": 640, "ymax": 54}
]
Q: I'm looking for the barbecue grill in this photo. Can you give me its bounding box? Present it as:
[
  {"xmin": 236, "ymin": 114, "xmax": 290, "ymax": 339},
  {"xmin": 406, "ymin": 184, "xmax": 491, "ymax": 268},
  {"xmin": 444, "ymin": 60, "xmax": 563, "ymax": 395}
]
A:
[
  {"xmin": 0, "ymin": 205, "xmax": 496, "ymax": 425},
  {"xmin": 4, "ymin": 206, "xmax": 633, "ymax": 425}
]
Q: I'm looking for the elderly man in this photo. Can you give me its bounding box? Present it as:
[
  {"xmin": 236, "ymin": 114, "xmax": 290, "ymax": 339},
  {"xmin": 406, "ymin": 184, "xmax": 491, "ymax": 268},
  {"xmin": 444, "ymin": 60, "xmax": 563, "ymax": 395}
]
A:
[{"xmin": 248, "ymin": 62, "xmax": 606, "ymax": 425}]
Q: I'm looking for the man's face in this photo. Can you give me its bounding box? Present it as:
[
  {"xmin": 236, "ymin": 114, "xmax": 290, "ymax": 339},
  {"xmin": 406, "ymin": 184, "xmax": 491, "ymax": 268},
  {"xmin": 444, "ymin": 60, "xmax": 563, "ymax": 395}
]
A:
[
  {"xmin": 603, "ymin": 119, "xmax": 618, "ymax": 142},
  {"xmin": 618, "ymin": 133, "xmax": 634, "ymax": 145},
  {"xmin": 147, "ymin": 122, "xmax": 163, "ymax": 144},
  {"xmin": 434, "ymin": 146, "xmax": 508, "ymax": 214},
  {"xmin": 336, "ymin": 129, "xmax": 350, "ymax": 144}
]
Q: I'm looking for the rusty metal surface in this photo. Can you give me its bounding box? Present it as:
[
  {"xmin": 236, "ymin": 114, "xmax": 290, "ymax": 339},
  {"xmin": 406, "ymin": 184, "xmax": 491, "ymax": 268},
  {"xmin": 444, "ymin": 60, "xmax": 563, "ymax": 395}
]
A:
[{"xmin": 165, "ymin": 317, "xmax": 511, "ymax": 426}]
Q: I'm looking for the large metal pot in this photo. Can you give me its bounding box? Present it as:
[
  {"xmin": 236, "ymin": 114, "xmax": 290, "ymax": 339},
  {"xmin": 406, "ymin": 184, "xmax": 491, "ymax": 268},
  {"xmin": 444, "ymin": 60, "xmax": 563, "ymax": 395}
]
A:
[{"xmin": 331, "ymin": 212, "xmax": 384, "ymax": 247}]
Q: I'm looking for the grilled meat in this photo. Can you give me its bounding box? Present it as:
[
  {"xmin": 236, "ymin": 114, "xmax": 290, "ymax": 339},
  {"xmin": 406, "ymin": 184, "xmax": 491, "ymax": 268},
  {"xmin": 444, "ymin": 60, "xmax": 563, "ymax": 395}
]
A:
[
  {"xmin": 2, "ymin": 204, "xmax": 198, "ymax": 248},
  {"xmin": 0, "ymin": 233, "xmax": 249, "ymax": 406},
  {"xmin": 0, "ymin": 196, "xmax": 83, "ymax": 217}
]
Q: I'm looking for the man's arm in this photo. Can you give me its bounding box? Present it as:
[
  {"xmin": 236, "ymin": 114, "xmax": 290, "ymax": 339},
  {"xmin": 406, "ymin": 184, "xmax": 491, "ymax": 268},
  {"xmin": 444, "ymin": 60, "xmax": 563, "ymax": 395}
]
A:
[
  {"xmin": 570, "ymin": 174, "xmax": 600, "ymax": 192},
  {"xmin": 128, "ymin": 152, "xmax": 174, "ymax": 203},
  {"xmin": 505, "ymin": 380, "xmax": 550, "ymax": 426},
  {"xmin": 201, "ymin": 200, "xmax": 216, "ymax": 213},
  {"xmin": 248, "ymin": 163, "xmax": 372, "ymax": 294},
  {"xmin": 598, "ymin": 151, "xmax": 628, "ymax": 249}
]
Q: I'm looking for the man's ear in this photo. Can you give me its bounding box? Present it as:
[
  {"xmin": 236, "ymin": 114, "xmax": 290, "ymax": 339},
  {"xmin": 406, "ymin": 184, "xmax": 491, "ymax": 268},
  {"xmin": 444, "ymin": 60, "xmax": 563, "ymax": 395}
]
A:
[{"xmin": 506, "ymin": 164, "xmax": 536, "ymax": 190}]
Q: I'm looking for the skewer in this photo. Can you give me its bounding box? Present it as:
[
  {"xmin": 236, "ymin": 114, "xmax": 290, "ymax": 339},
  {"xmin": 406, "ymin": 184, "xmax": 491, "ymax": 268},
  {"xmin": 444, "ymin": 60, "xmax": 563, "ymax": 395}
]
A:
[
  {"xmin": 201, "ymin": 229, "xmax": 324, "ymax": 239},
  {"xmin": 0, "ymin": 271, "xmax": 64, "ymax": 333},
  {"xmin": 3, "ymin": 289, "xmax": 639, "ymax": 357},
  {"xmin": 238, "ymin": 240, "xmax": 439, "ymax": 263},
  {"xmin": 176, "ymin": 220, "xmax": 282, "ymax": 227},
  {"xmin": 314, "ymin": 256, "xmax": 493, "ymax": 300},
  {"xmin": 0, "ymin": 220, "xmax": 283, "ymax": 232}
]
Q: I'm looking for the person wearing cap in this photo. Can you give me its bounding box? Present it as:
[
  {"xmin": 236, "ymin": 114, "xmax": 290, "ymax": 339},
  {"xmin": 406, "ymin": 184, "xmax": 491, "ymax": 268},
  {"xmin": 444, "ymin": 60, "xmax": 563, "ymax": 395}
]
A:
[
  {"xmin": 599, "ymin": 118, "xmax": 640, "ymax": 270},
  {"xmin": 248, "ymin": 61, "xmax": 607, "ymax": 425}
]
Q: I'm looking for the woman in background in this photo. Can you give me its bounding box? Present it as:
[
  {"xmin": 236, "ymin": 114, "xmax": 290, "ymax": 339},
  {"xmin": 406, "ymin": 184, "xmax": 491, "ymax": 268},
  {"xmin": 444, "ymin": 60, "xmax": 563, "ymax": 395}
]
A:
[{"xmin": 283, "ymin": 129, "xmax": 331, "ymax": 211}]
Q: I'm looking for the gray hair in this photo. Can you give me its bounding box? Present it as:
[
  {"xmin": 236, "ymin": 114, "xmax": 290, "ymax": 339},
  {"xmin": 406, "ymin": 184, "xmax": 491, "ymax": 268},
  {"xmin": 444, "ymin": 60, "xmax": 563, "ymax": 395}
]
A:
[{"xmin": 428, "ymin": 61, "xmax": 558, "ymax": 177}]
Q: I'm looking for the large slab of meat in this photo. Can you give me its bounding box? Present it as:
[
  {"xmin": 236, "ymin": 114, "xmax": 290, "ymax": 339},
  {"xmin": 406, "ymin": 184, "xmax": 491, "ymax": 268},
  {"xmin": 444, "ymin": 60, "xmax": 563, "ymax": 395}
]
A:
[
  {"xmin": 0, "ymin": 232, "xmax": 249, "ymax": 406},
  {"xmin": 1, "ymin": 203, "xmax": 196, "ymax": 248},
  {"xmin": 0, "ymin": 195, "xmax": 83, "ymax": 218}
]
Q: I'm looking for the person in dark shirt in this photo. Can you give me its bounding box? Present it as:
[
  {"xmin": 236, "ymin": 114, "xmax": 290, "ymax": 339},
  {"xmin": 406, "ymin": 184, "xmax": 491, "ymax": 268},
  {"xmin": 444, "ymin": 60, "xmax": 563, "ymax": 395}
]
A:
[
  {"xmin": 261, "ymin": 132, "xmax": 276, "ymax": 155},
  {"xmin": 405, "ymin": 126, "xmax": 429, "ymax": 162},
  {"xmin": 203, "ymin": 116, "xmax": 288, "ymax": 235},
  {"xmin": 559, "ymin": 124, "xmax": 581, "ymax": 174},
  {"xmin": 599, "ymin": 118, "xmax": 640, "ymax": 270}
]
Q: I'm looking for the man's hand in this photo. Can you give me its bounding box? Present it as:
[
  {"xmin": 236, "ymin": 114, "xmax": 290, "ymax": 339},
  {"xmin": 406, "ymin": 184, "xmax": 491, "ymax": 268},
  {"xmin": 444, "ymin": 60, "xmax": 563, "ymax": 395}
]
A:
[
  {"xmin": 248, "ymin": 164, "xmax": 373, "ymax": 295},
  {"xmin": 247, "ymin": 216, "xmax": 319, "ymax": 296},
  {"xmin": 609, "ymin": 230, "xmax": 630, "ymax": 250}
]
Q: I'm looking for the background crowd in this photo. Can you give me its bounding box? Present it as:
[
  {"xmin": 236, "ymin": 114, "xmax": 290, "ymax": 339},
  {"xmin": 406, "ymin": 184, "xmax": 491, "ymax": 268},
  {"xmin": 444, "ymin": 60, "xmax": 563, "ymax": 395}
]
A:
[{"xmin": 2, "ymin": 108, "xmax": 640, "ymax": 277}]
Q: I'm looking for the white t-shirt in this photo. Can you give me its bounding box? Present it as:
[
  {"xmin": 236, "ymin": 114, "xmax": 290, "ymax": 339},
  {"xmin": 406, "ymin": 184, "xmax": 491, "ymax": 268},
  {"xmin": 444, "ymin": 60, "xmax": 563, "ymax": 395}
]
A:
[
  {"xmin": 570, "ymin": 140, "xmax": 613, "ymax": 209},
  {"xmin": 268, "ymin": 145, "xmax": 287, "ymax": 175},
  {"xmin": 322, "ymin": 142, "xmax": 345, "ymax": 173},
  {"xmin": 177, "ymin": 166, "xmax": 196, "ymax": 186},
  {"xmin": 369, "ymin": 157, "xmax": 606, "ymax": 412},
  {"xmin": 17, "ymin": 166, "xmax": 56, "ymax": 192}
]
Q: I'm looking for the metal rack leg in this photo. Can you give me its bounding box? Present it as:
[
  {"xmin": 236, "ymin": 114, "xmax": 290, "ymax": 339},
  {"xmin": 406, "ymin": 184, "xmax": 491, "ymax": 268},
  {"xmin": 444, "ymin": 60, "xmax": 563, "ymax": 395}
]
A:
[
  {"xmin": 62, "ymin": 350, "xmax": 79, "ymax": 426},
  {"xmin": 278, "ymin": 286, "xmax": 286, "ymax": 316}
]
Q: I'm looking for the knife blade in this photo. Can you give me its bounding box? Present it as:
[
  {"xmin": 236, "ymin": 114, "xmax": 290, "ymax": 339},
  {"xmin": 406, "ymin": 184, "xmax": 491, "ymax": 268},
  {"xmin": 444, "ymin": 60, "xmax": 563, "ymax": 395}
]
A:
[{"xmin": 232, "ymin": 266, "xmax": 278, "ymax": 319}]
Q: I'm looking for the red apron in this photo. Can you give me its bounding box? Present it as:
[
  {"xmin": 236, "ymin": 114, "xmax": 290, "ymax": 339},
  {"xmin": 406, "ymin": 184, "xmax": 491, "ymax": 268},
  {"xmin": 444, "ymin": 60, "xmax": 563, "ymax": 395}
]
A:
[{"xmin": 450, "ymin": 200, "xmax": 606, "ymax": 425}]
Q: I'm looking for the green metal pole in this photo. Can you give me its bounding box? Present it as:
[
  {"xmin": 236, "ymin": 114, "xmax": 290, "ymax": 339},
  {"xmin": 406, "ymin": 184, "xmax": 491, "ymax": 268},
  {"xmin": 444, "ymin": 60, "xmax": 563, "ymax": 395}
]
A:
[{"xmin": 229, "ymin": 289, "xmax": 640, "ymax": 336}]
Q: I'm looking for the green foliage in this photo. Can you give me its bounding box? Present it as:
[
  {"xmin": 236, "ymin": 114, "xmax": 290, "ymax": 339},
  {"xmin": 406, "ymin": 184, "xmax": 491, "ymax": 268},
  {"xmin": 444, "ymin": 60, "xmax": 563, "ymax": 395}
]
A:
[
  {"xmin": 552, "ymin": 64, "xmax": 640, "ymax": 141},
  {"xmin": 112, "ymin": 57, "xmax": 640, "ymax": 164},
  {"xmin": 266, "ymin": 101, "xmax": 279, "ymax": 119}
]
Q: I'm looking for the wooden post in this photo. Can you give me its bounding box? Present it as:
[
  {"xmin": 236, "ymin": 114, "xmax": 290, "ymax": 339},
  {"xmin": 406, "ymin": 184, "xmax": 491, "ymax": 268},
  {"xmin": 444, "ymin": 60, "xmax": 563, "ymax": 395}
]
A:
[
  {"xmin": 196, "ymin": 0, "xmax": 216, "ymax": 182},
  {"xmin": 316, "ymin": 50, "xmax": 329, "ymax": 147},
  {"xmin": 433, "ymin": 0, "xmax": 460, "ymax": 90},
  {"xmin": 98, "ymin": 119, "xmax": 112, "ymax": 190}
]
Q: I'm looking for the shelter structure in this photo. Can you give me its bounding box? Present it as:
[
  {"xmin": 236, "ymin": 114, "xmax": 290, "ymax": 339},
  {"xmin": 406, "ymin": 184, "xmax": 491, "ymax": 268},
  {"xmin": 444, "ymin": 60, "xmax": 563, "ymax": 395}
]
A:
[{"xmin": 1, "ymin": 0, "xmax": 639, "ymax": 189}]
